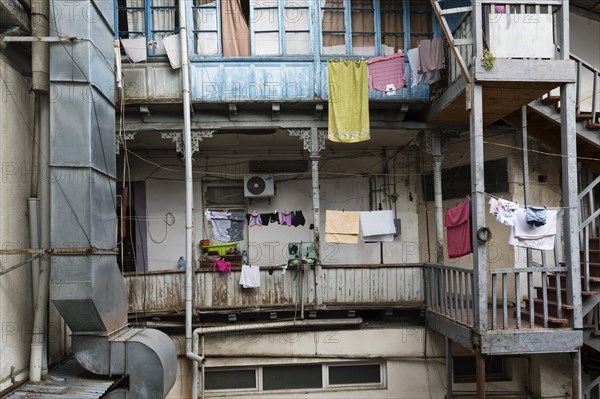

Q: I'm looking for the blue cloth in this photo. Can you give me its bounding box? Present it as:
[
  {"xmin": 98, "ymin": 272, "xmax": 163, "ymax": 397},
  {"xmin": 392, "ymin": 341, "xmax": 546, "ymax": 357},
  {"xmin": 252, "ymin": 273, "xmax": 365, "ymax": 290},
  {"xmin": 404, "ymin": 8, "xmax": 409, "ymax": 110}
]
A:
[{"xmin": 526, "ymin": 206, "xmax": 546, "ymax": 227}]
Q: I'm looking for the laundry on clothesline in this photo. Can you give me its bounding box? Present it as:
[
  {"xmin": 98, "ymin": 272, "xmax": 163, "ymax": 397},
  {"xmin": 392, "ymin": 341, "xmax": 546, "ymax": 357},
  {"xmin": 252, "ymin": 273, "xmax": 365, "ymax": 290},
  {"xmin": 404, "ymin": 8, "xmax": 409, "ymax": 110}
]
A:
[
  {"xmin": 445, "ymin": 198, "xmax": 472, "ymax": 259},
  {"xmin": 366, "ymin": 52, "xmax": 406, "ymax": 94},
  {"xmin": 360, "ymin": 210, "xmax": 396, "ymax": 242},
  {"xmin": 509, "ymin": 208, "xmax": 557, "ymax": 250},
  {"xmin": 325, "ymin": 210, "xmax": 360, "ymax": 244},
  {"xmin": 526, "ymin": 206, "xmax": 547, "ymax": 227},
  {"xmin": 488, "ymin": 197, "xmax": 519, "ymax": 226},
  {"xmin": 205, "ymin": 210, "xmax": 245, "ymax": 242},
  {"xmin": 239, "ymin": 265, "xmax": 260, "ymax": 288},
  {"xmin": 245, "ymin": 210, "xmax": 306, "ymax": 227}
]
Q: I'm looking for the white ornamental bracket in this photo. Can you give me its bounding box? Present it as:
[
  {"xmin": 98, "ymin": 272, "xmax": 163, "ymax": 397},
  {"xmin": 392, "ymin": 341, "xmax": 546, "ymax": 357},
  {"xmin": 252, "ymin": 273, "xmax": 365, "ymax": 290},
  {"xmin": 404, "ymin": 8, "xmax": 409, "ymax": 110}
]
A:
[
  {"xmin": 161, "ymin": 130, "xmax": 215, "ymax": 155},
  {"xmin": 116, "ymin": 132, "xmax": 137, "ymax": 154},
  {"xmin": 288, "ymin": 129, "xmax": 327, "ymax": 154}
]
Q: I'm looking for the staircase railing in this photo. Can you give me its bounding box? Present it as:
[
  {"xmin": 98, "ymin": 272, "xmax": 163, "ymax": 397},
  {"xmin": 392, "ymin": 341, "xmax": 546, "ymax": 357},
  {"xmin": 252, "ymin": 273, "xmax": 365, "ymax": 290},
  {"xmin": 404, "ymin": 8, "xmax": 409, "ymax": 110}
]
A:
[{"xmin": 571, "ymin": 53, "xmax": 599, "ymax": 123}]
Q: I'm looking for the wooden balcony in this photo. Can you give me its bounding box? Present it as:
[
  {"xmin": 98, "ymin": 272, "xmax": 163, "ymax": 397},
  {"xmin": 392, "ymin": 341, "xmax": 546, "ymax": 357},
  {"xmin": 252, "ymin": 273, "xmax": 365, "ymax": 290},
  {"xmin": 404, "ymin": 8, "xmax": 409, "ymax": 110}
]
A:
[
  {"xmin": 123, "ymin": 263, "xmax": 424, "ymax": 316},
  {"xmin": 424, "ymin": 263, "xmax": 583, "ymax": 355}
]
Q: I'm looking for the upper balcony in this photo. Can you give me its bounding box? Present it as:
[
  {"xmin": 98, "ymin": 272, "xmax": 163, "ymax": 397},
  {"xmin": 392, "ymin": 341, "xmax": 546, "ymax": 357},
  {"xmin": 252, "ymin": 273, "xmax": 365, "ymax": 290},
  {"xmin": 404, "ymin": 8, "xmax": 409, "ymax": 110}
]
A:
[
  {"xmin": 117, "ymin": 0, "xmax": 436, "ymax": 105},
  {"xmin": 427, "ymin": 0, "xmax": 577, "ymax": 125}
]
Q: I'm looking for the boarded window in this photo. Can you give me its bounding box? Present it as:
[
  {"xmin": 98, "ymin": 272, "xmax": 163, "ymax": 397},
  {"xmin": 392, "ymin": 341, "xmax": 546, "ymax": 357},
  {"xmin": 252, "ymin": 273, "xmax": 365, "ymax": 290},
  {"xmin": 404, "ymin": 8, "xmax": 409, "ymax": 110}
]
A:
[
  {"xmin": 263, "ymin": 364, "xmax": 323, "ymax": 390},
  {"xmin": 328, "ymin": 364, "xmax": 382, "ymax": 385},
  {"xmin": 205, "ymin": 369, "xmax": 257, "ymax": 390}
]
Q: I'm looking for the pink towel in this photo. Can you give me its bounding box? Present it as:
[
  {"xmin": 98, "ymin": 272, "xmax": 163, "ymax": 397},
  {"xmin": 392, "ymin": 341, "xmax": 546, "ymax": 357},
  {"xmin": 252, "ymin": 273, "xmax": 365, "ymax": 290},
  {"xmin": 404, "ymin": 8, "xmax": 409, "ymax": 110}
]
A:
[
  {"xmin": 445, "ymin": 198, "xmax": 472, "ymax": 259},
  {"xmin": 366, "ymin": 52, "xmax": 406, "ymax": 92},
  {"xmin": 213, "ymin": 259, "xmax": 232, "ymax": 274}
]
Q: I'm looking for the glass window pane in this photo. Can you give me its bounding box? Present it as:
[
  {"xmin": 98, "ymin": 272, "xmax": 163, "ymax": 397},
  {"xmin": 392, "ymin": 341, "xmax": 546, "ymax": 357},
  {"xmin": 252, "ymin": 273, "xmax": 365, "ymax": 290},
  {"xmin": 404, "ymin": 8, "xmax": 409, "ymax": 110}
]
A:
[
  {"xmin": 286, "ymin": 32, "xmax": 310, "ymax": 54},
  {"xmin": 255, "ymin": 32, "xmax": 280, "ymax": 55},
  {"xmin": 352, "ymin": 34, "xmax": 374, "ymax": 55},
  {"xmin": 285, "ymin": 8, "xmax": 309, "ymax": 31},
  {"xmin": 255, "ymin": 8, "xmax": 280, "ymax": 31},
  {"xmin": 329, "ymin": 364, "xmax": 381, "ymax": 385},
  {"xmin": 205, "ymin": 369, "xmax": 257, "ymax": 390},
  {"xmin": 285, "ymin": 0, "xmax": 309, "ymax": 6},
  {"xmin": 195, "ymin": 32, "xmax": 218, "ymax": 54},
  {"xmin": 194, "ymin": 3, "xmax": 218, "ymax": 30},
  {"xmin": 322, "ymin": 9, "xmax": 345, "ymax": 31},
  {"xmin": 125, "ymin": 10, "xmax": 145, "ymax": 34},
  {"xmin": 263, "ymin": 365, "xmax": 323, "ymax": 390},
  {"xmin": 410, "ymin": 0, "xmax": 432, "ymax": 48},
  {"xmin": 322, "ymin": 33, "xmax": 345, "ymax": 54}
]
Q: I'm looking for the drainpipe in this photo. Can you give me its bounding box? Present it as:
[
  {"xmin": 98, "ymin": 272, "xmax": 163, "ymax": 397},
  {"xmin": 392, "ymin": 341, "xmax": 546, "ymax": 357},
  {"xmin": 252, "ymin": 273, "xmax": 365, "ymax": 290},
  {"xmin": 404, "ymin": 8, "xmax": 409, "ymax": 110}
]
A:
[
  {"xmin": 191, "ymin": 318, "xmax": 364, "ymax": 399},
  {"xmin": 432, "ymin": 132, "xmax": 444, "ymax": 264},
  {"xmin": 177, "ymin": 0, "xmax": 199, "ymax": 396},
  {"xmin": 309, "ymin": 127, "xmax": 323, "ymax": 307},
  {"xmin": 28, "ymin": 0, "xmax": 49, "ymax": 382}
]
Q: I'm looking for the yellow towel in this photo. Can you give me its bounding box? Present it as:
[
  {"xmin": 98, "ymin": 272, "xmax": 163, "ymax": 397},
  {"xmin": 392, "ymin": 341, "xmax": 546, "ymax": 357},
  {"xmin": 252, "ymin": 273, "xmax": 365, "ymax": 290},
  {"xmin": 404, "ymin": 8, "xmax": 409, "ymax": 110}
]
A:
[
  {"xmin": 325, "ymin": 210, "xmax": 360, "ymax": 244},
  {"xmin": 327, "ymin": 60, "xmax": 370, "ymax": 143}
]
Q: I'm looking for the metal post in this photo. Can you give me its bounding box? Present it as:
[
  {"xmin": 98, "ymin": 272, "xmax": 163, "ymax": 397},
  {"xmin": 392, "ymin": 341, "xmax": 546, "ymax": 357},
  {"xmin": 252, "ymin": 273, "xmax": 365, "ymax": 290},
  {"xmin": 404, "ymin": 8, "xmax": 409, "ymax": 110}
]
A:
[
  {"xmin": 310, "ymin": 127, "xmax": 323, "ymax": 306},
  {"xmin": 432, "ymin": 132, "xmax": 444, "ymax": 264},
  {"xmin": 476, "ymin": 351, "xmax": 486, "ymax": 399},
  {"xmin": 446, "ymin": 337, "xmax": 453, "ymax": 399}
]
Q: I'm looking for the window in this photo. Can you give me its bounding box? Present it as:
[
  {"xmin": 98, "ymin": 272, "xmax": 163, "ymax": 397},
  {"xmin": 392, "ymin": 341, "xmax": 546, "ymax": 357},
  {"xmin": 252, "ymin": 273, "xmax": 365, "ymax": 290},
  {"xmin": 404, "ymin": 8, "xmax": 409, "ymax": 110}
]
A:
[
  {"xmin": 321, "ymin": 0, "xmax": 432, "ymax": 56},
  {"xmin": 263, "ymin": 364, "xmax": 322, "ymax": 390},
  {"xmin": 453, "ymin": 356, "xmax": 510, "ymax": 383},
  {"xmin": 205, "ymin": 362, "xmax": 385, "ymax": 392},
  {"xmin": 191, "ymin": 0, "xmax": 311, "ymax": 56},
  {"xmin": 328, "ymin": 363, "xmax": 382, "ymax": 386},
  {"xmin": 204, "ymin": 186, "xmax": 245, "ymax": 206},
  {"xmin": 422, "ymin": 158, "xmax": 509, "ymax": 201},
  {"xmin": 205, "ymin": 369, "xmax": 257, "ymax": 390},
  {"xmin": 116, "ymin": 0, "xmax": 179, "ymax": 55}
]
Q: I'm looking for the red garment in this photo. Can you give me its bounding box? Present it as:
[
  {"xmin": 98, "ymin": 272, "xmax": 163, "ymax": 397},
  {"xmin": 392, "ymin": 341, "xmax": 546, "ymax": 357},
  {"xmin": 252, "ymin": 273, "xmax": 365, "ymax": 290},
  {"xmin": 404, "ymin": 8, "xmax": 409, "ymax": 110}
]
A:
[
  {"xmin": 366, "ymin": 52, "xmax": 406, "ymax": 92},
  {"xmin": 445, "ymin": 198, "xmax": 472, "ymax": 259}
]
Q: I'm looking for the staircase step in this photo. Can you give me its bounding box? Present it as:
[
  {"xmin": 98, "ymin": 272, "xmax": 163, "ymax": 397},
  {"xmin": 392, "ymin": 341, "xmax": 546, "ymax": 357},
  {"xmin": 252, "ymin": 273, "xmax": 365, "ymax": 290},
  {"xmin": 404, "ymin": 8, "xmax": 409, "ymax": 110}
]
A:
[
  {"xmin": 576, "ymin": 112, "xmax": 594, "ymax": 120},
  {"xmin": 519, "ymin": 309, "xmax": 570, "ymax": 327},
  {"xmin": 554, "ymin": 273, "xmax": 600, "ymax": 286},
  {"xmin": 541, "ymin": 95, "xmax": 560, "ymax": 105},
  {"xmin": 582, "ymin": 249, "xmax": 600, "ymax": 263},
  {"xmin": 586, "ymin": 122, "xmax": 600, "ymax": 130},
  {"xmin": 523, "ymin": 297, "xmax": 573, "ymax": 316},
  {"xmin": 590, "ymin": 238, "xmax": 600, "ymax": 251},
  {"xmin": 535, "ymin": 286, "xmax": 598, "ymax": 302}
]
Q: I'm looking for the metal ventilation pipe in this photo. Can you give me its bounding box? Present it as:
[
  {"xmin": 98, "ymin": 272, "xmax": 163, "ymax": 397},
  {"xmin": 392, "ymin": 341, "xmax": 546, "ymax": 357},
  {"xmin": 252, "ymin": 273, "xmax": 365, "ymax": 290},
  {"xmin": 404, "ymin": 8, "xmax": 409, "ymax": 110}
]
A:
[{"xmin": 47, "ymin": 0, "xmax": 176, "ymax": 396}]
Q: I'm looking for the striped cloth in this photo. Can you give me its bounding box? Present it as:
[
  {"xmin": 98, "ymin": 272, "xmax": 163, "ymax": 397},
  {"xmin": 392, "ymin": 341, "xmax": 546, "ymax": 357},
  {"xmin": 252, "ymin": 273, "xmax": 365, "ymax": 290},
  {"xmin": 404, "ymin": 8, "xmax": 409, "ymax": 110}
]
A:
[{"xmin": 366, "ymin": 52, "xmax": 406, "ymax": 93}]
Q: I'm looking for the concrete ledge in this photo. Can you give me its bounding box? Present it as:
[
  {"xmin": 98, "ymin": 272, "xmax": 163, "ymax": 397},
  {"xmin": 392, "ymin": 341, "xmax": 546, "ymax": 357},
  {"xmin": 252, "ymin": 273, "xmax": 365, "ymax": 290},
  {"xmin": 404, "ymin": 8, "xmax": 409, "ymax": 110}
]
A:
[
  {"xmin": 474, "ymin": 58, "xmax": 576, "ymax": 84},
  {"xmin": 480, "ymin": 329, "xmax": 583, "ymax": 354}
]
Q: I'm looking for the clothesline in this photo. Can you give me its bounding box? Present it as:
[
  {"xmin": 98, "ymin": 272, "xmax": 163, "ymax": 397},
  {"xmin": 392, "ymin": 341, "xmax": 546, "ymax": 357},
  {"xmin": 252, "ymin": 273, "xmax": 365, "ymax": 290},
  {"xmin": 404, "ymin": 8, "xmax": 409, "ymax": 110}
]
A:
[{"xmin": 472, "ymin": 190, "xmax": 575, "ymax": 210}]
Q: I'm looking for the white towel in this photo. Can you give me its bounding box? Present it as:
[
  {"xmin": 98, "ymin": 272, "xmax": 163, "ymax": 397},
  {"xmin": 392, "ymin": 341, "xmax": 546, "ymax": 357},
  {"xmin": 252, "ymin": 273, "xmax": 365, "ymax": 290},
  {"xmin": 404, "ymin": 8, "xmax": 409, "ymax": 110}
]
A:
[
  {"xmin": 360, "ymin": 210, "xmax": 396, "ymax": 242},
  {"xmin": 239, "ymin": 265, "xmax": 260, "ymax": 289},
  {"xmin": 509, "ymin": 208, "xmax": 557, "ymax": 250},
  {"xmin": 120, "ymin": 37, "xmax": 147, "ymax": 63}
]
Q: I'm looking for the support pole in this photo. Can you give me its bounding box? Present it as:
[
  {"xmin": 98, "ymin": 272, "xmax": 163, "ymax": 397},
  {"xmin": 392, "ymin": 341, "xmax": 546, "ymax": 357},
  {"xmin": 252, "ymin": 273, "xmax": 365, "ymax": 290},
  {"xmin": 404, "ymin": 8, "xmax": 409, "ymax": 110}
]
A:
[
  {"xmin": 476, "ymin": 351, "xmax": 486, "ymax": 399},
  {"xmin": 432, "ymin": 132, "xmax": 444, "ymax": 263},
  {"xmin": 446, "ymin": 337, "xmax": 453, "ymax": 399},
  {"xmin": 310, "ymin": 127, "xmax": 323, "ymax": 306},
  {"xmin": 572, "ymin": 349, "xmax": 582, "ymax": 399},
  {"xmin": 559, "ymin": 0, "xmax": 582, "ymax": 329},
  {"xmin": 521, "ymin": 106, "xmax": 533, "ymax": 270},
  {"xmin": 470, "ymin": 0, "xmax": 487, "ymax": 333}
]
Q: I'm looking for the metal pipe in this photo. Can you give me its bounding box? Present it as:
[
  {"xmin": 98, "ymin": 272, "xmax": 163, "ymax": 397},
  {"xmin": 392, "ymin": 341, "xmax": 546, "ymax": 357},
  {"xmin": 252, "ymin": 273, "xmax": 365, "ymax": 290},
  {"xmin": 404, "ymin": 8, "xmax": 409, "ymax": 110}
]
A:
[
  {"xmin": 27, "ymin": 199, "xmax": 40, "ymax": 303},
  {"xmin": 178, "ymin": 0, "xmax": 197, "ymax": 395},
  {"xmin": 309, "ymin": 127, "xmax": 322, "ymax": 307},
  {"xmin": 476, "ymin": 351, "xmax": 486, "ymax": 399},
  {"xmin": 432, "ymin": 132, "xmax": 444, "ymax": 263},
  {"xmin": 446, "ymin": 337, "xmax": 453, "ymax": 399}
]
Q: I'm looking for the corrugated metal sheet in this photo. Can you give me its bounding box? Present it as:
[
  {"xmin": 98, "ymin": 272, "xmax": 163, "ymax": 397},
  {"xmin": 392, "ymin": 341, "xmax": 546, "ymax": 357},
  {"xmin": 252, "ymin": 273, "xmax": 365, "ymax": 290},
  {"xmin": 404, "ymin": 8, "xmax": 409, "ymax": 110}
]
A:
[
  {"xmin": 5, "ymin": 359, "xmax": 119, "ymax": 398},
  {"xmin": 124, "ymin": 265, "xmax": 424, "ymax": 313}
]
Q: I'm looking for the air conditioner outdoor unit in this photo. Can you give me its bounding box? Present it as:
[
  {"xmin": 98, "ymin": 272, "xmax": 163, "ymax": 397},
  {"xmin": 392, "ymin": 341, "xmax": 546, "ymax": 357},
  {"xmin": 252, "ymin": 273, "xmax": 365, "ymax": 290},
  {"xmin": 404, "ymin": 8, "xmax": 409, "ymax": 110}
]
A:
[{"xmin": 244, "ymin": 175, "xmax": 275, "ymax": 197}]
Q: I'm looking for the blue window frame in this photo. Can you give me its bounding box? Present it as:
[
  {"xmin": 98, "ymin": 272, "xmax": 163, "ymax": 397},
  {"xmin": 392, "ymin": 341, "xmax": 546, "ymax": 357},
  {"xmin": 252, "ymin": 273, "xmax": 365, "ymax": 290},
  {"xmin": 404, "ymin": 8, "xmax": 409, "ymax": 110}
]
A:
[
  {"xmin": 320, "ymin": 0, "xmax": 432, "ymax": 56},
  {"xmin": 190, "ymin": 0, "xmax": 313, "ymax": 57},
  {"xmin": 115, "ymin": 0, "xmax": 179, "ymax": 56}
]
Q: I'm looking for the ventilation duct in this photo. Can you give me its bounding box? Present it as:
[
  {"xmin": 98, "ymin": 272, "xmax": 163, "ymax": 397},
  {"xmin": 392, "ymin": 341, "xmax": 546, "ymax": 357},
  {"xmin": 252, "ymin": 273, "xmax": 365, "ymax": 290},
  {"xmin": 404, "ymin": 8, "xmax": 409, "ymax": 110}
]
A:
[{"xmin": 48, "ymin": 0, "xmax": 176, "ymax": 397}]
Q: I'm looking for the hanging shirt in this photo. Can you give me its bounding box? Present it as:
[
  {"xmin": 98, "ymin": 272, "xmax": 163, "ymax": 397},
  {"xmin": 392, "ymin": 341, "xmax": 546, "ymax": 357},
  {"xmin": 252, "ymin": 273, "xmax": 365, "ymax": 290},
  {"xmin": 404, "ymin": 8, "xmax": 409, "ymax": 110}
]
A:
[
  {"xmin": 280, "ymin": 211, "xmax": 293, "ymax": 226},
  {"xmin": 445, "ymin": 198, "xmax": 472, "ymax": 259},
  {"xmin": 292, "ymin": 210, "xmax": 306, "ymax": 227},
  {"xmin": 205, "ymin": 210, "xmax": 231, "ymax": 242},
  {"xmin": 419, "ymin": 38, "xmax": 445, "ymax": 73},
  {"xmin": 248, "ymin": 212, "xmax": 263, "ymax": 227},
  {"xmin": 366, "ymin": 52, "xmax": 406, "ymax": 93},
  {"xmin": 489, "ymin": 198, "xmax": 519, "ymax": 226}
]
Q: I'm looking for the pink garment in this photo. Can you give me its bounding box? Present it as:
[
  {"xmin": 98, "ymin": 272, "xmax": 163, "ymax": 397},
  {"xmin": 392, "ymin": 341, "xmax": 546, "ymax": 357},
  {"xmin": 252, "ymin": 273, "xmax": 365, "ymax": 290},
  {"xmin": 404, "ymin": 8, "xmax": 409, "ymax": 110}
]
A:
[
  {"xmin": 445, "ymin": 198, "xmax": 472, "ymax": 259},
  {"xmin": 213, "ymin": 259, "xmax": 232, "ymax": 274},
  {"xmin": 495, "ymin": 5, "xmax": 505, "ymax": 13},
  {"xmin": 366, "ymin": 52, "xmax": 406, "ymax": 92},
  {"xmin": 280, "ymin": 211, "xmax": 293, "ymax": 226},
  {"xmin": 249, "ymin": 212, "xmax": 262, "ymax": 227}
]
